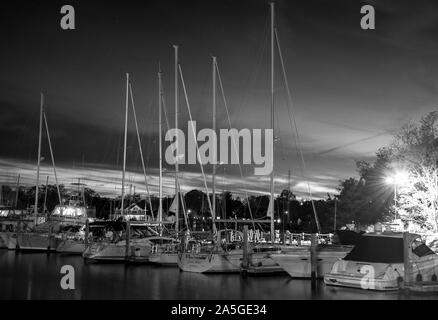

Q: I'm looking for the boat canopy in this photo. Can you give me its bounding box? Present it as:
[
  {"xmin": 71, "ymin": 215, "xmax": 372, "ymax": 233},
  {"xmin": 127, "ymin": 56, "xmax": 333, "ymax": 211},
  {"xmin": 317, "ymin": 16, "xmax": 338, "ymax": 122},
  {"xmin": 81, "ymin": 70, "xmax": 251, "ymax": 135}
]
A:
[
  {"xmin": 343, "ymin": 234, "xmax": 435, "ymax": 263},
  {"xmin": 51, "ymin": 205, "xmax": 87, "ymax": 217}
]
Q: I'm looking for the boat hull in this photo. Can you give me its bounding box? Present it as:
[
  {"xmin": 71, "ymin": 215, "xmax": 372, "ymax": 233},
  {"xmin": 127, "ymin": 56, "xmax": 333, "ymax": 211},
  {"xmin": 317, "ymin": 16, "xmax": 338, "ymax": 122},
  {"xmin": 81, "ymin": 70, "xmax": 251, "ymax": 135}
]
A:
[
  {"xmin": 83, "ymin": 239, "xmax": 152, "ymax": 262},
  {"xmin": 56, "ymin": 239, "xmax": 85, "ymax": 254},
  {"xmin": 324, "ymin": 272, "xmax": 400, "ymax": 291},
  {"xmin": 148, "ymin": 253, "xmax": 178, "ymax": 265},
  {"xmin": 178, "ymin": 251, "xmax": 243, "ymax": 273},
  {"xmin": 16, "ymin": 233, "xmax": 58, "ymax": 251},
  {"xmin": 270, "ymin": 246, "xmax": 351, "ymax": 278},
  {"xmin": 0, "ymin": 232, "xmax": 18, "ymax": 249},
  {"xmin": 324, "ymin": 255, "xmax": 438, "ymax": 291}
]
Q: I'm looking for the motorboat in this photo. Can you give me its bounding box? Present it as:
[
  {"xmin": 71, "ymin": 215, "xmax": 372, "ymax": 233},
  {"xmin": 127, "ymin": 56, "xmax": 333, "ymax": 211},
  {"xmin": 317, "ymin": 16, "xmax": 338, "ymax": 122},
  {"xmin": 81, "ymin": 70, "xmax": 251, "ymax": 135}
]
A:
[{"xmin": 324, "ymin": 232, "xmax": 438, "ymax": 291}]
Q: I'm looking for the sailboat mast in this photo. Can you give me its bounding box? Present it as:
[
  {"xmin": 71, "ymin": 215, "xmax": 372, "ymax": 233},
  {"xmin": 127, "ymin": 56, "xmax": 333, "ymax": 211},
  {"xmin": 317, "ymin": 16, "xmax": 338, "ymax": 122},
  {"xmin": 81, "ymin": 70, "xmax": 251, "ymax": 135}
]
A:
[
  {"xmin": 158, "ymin": 64, "xmax": 163, "ymax": 223},
  {"xmin": 14, "ymin": 174, "xmax": 20, "ymax": 209},
  {"xmin": 43, "ymin": 175, "xmax": 49, "ymax": 213},
  {"xmin": 269, "ymin": 2, "xmax": 275, "ymax": 243},
  {"xmin": 121, "ymin": 73, "xmax": 129, "ymax": 217},
  {"xmin": 173, "ymin": 45, "xmax": 179, "ymax": 235},
  {"xmin": 212, "ymin": 56, "xmax": 217, "ymax": 233},
  {"xmin": 34, "ymin": 93, "xmax": 44, "ymax": 226}
]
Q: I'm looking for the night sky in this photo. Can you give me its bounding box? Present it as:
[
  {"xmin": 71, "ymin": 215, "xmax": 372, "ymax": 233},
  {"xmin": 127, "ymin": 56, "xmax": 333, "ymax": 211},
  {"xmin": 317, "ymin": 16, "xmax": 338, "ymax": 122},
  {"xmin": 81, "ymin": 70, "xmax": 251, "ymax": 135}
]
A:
[{"xmin": 1, "ymin": 0, "xmax": 437, "ymax": 198}]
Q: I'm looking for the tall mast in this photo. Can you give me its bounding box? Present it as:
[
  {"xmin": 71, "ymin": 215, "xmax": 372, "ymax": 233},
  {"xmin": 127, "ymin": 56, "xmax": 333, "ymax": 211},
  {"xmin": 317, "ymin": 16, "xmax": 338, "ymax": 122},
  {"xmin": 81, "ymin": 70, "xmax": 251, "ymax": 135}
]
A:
[
  {"xmin": 14, "ymin": 174, "xmax": 20, "ymax": 209},
  {"xmin": 43, "ymin": 175, "xmax": 49, "ymax": 213},
  {"xmin": 121, "ymin": 73, "xmax": 129, "ymax": 217},
  {"xmin": 212, "ymin": 56, "xmax": 217, "ymax": 233},
  {"xmin": 173, "ymin": 45, "xmax": 179, "ymax": 235},
  {"xmin": 158, "ymin": 63, "xmax": 163, "ymax": 223},
  {"xmin": 43, "ymin": 108, "xmax": 62, "ymax": 204},
  {"xmin": 34, "ymin": 93, "xmax": 44, "ymax": 226},
  {"xmin": 269, "ymin": 2, "xmax": 275, "ymax": 243}
]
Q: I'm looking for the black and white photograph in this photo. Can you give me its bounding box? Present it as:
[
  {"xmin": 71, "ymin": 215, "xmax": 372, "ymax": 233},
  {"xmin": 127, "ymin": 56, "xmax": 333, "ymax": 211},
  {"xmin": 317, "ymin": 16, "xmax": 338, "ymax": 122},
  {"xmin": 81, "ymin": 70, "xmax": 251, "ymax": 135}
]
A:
[{"xmin": 1, "ymin": 0, "xmax": 438, "ymax": 310}]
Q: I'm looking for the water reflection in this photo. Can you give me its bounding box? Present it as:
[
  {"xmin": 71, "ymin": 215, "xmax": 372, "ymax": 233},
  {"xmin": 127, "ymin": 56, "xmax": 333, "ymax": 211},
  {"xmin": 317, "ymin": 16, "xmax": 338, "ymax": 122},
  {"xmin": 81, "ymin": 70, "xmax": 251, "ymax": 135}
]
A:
[{"xmin": 0, "ymin": 250, "xmax": 436, "ymax": 300}]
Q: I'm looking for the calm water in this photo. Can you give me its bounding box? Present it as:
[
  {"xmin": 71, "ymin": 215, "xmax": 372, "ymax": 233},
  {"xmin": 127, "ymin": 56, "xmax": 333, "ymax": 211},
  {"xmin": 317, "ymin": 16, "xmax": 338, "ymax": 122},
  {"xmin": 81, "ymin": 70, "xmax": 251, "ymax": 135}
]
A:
[{"xmin": 0, "ymin": 249, "xmax": 436, "ymax": 300}]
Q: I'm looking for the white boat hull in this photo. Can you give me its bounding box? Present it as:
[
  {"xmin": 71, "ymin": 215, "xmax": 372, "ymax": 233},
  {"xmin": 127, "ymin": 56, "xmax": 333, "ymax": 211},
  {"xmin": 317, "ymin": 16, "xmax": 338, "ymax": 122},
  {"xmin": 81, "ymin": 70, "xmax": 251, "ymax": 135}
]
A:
[
  {"xmin": 56, "ymin": 239, "xmax": 85, "ymax": 254},
  {"xmin": 178, "ymin": 247, "xmax": 284, "ymax": 273},
  {"xmin": 149, "ymin": 252, "xmax": 178, "ymax": 265},
  {"xmin": 83, "ymin": 239, "xmax": 152, "ymax": 262},
  {"xmin": 178, "ymin": 252, "xmax": 241, "ymax": 273},
  {"xmin": 0, "ymin": 232, "xmax": 18, "ymax": 249},
  {"xmin": 324, "ymin": 255, "xmax": 438, "ymax": 291},
  {"xmin": 270, "ymin": 246, "xmax": 351, "ymax": 278},
  {"xmin": 17, "ymin": 232, "xmax": 58, "ymax": 251}
]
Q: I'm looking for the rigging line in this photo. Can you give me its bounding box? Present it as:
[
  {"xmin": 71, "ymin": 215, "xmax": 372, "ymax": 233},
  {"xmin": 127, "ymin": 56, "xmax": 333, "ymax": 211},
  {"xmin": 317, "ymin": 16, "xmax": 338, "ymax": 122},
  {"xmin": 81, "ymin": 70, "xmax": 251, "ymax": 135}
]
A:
[
  {"xmin": 178, "ymin": 64, "xmax": 216, "ymax": 231},
  {"xmin": 128, "ymin": 82, "xmax": 155, "ymax": 220},
  {"xmin": 238, "ymin": 11, "xmax": 270, "ymax": 115},
  {"xmin": 215, "ymin": 60, "xmax": 256, "ymax": 232},
  {"xmin": 143, "ymin": 91, "xmax": 156, "ymax": 169},
  {"xmin": 177, "ymin": 180, "xmax": 191, "ymax": 233},
  {"xmin": 160, "ymin": 87, "xmax": 171, "ymax": 132},
  {"xmin": 42, "ymin": 109, "xmax": 62, "ymax": 205},
  {"xmin": 161, "ymin": 77, "xmax": 190, "ymax": 232},
  {"xmin": 275, "ymin": 100, "xmax": 286, "ymax": 161},
  {"xmin": 275, "ymin": 28, "xmax": 321, "ymax": 234}
]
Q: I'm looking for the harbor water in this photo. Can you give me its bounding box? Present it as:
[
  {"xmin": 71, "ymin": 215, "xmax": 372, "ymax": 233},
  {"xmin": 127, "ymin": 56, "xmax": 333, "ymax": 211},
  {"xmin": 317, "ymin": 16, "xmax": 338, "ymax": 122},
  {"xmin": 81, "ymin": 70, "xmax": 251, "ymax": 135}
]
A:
[{"xmin": 0, "ymin": 250, "xmax": 436, "ymax": 300}]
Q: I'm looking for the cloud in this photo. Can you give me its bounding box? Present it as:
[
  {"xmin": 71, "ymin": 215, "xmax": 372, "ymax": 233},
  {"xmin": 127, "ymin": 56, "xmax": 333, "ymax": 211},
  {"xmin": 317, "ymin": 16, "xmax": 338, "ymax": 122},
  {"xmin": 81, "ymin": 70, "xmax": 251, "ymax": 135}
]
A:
[{"xmin": 0, "ymin": 157, "xmax": 340, "ymax": 200}]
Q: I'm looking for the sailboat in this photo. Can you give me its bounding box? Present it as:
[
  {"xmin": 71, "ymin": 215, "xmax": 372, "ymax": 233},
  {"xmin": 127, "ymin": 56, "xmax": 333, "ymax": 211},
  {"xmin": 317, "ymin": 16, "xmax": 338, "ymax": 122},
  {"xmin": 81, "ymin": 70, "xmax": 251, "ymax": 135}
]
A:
[
  {"xmin": 83, "ymin": 74, "xmax": 160, "ymax": 262},
  {"xmin": 177, "ymin": 3, "xmax": 352, "ymax": 275},
  {"xmin": 261, "ymin": 2, "xmax": 352, "ymax": 277},
  {"xmin": 16, "ymin": 94, "xmax": 62, "ymax": 251},
  {"xmin": 131, "ymin": 57, "xmax": 194, "ymax": 265},
  {"xmin": 177, "ymin": 4, "xmax": 283, "ymax": 274}
]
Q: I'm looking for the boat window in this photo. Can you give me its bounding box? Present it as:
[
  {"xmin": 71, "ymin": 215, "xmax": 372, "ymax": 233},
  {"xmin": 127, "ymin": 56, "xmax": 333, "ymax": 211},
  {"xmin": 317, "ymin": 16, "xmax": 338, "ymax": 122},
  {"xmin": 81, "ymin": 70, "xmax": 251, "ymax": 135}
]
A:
[{"xmin": 412, "ymin": 243, "xmax": 435, "ymax": 257}]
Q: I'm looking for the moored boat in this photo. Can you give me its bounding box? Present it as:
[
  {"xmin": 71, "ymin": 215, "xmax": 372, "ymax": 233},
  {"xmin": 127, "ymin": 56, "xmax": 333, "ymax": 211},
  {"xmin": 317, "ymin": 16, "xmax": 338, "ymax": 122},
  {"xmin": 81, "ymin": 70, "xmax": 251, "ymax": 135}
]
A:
[
  {"xmin": 83, "ymin": 220, "xmax": 159, "ymax": 262},
  {"xmin": 131, "ymin": 236, "xmax": 180, "ymax": 264},
  {"xmin": 270, "ymin": 244, "xmax": 352, "ymax": 278},
  {"xmin": 324, "ymin": 232, "xmax": 438, "ymax": 291},
  {"xmin": 178, "ymin": 241, "xmax": 244, "ymax": 273}
]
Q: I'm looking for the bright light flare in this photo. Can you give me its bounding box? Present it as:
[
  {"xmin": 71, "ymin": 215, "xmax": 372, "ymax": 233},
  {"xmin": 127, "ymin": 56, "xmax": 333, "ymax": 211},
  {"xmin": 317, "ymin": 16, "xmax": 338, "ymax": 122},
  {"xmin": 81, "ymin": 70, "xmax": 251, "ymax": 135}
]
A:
[{"xmin": 385, "ymin": 170, "xmax": 410, "ymax": 186}]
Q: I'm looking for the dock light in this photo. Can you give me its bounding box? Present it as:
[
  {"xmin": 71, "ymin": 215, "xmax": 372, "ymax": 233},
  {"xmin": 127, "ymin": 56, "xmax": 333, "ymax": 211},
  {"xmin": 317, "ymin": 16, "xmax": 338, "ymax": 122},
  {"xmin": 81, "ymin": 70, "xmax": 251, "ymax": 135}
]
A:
[
  {"xmin": 385, "ymin": 170, "xmax": 410, "ymax": 187},
  {"xmin": 385, "ymin": 176, "xmax": 394, "ymax": 185},
  {"xmin": 187, "ymin": 209, "xmax": 192, "ymax": 214},
  {"xmin": 277, "ymin": 219, "xmax": 281, "ymax": 223},
  {"xmin": 385, "ymin": 169, "xmax": 410, "ymax": 219}
]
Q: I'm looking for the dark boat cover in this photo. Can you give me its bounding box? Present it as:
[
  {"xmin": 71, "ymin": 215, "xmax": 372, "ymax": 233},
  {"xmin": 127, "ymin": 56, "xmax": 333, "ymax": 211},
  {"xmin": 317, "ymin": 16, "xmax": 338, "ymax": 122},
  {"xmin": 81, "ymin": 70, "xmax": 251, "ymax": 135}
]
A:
[
  {"xmin": 343, "ymin": 235, "xmax": 435, "ymax": 263},
  {"xmin": 343, "ymin": 236, "xmax": 404, "ymax": 263},
  {"xmin": 336, "ymin": 230, "xmax": 365, "ymax": 245}
]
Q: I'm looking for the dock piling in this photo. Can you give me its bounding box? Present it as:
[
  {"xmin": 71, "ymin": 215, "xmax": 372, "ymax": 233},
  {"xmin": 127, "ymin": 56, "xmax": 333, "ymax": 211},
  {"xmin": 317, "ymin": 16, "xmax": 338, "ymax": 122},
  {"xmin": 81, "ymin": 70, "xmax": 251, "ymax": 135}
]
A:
[
  {"xmin": 310, "ymin": 233, "xmax": 317, "ymax": 291},
  {"xmin": 403, "ymin": 232, "xmax": 412, "ymax": 288},
  {"xmin": 242, "ymin": 225, "xmax": 249, "ymax": 275},
  {"xmin": 125, "ymin": 220, "xmax": 131, "ymax": 261},
  {"xmin": 47, "ymin": 224, "xmax": 52, "ymax": 252},
  {"xmin": 85, "ymin": 219, "xmax": 89, "ymax": 247}
]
